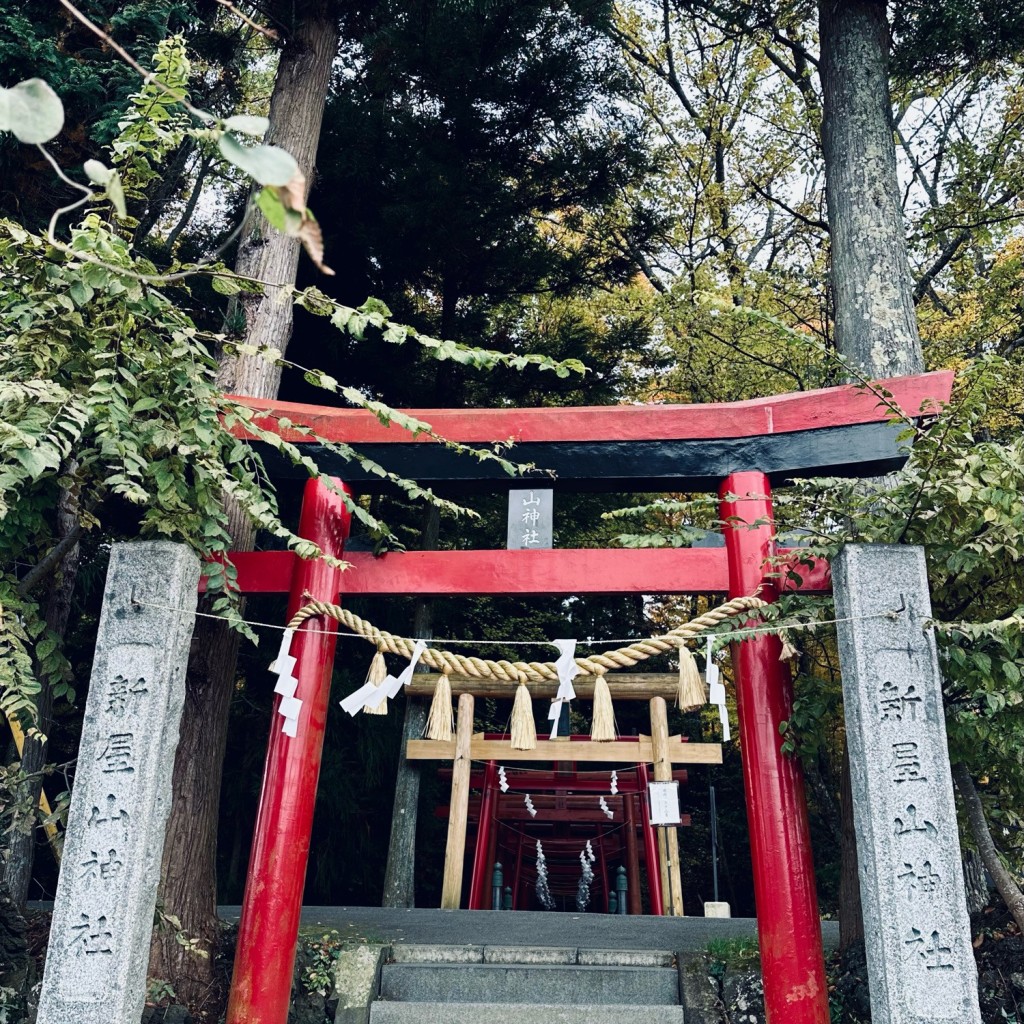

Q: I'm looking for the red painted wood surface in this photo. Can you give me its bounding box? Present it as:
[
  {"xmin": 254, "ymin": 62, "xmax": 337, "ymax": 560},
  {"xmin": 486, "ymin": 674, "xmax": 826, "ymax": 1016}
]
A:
[
  {"xmin": 226, "ymin": 479, "xmax": 352, "ymax": 1024},
  {"xmin": 230, "ymin": 370, "xmax": 951, "ymax": 444},
  {"xmin": 720, "ymin": 472, "xmax": 828, "ymax": 1024},
  {"xmin": 637, "ymin": 762, "xmax": 662, "ymax": 916},
  {"xmin": 203, "ymin": 546, "xmax": 830, "ymax": 596},
  {"xmin": 468, "ymin": 761, "xmax": 498, "ymax": 910}
]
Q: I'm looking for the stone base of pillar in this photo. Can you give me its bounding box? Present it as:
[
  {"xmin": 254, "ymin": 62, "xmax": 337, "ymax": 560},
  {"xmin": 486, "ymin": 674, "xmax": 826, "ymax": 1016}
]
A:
[{"xmin": 703, "ymin": 901, "xmax": 731, "ymax": 918}]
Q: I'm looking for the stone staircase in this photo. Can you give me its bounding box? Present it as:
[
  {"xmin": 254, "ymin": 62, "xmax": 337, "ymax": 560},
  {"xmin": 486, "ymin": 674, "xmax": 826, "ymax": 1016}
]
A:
[{"xmin": 367, "ymin": 944, "xmax": 685, "ymax": 1024}]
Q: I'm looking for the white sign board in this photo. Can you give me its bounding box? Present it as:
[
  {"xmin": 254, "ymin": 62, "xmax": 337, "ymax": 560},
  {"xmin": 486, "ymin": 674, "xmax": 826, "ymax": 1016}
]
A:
[{"xmin": 648, "ymin": 781, "xmax": 681, "ymax": 825}]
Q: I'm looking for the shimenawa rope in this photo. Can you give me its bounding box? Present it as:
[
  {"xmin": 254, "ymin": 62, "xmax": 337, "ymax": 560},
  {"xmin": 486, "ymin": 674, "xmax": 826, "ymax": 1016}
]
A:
[{"xmin": 285, "ymin": 595, "xmax": 766, "ymax": 684}]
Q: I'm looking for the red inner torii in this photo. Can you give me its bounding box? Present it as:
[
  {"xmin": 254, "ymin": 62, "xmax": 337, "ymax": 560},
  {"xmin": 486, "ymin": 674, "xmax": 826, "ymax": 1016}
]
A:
[
  {"xmin": 450, "ymin": 756, "xmax": 690, "ymax": 914},
  {"xmin": 212, "ymin": 371, "xmax": 953, "ymax": 1024}
]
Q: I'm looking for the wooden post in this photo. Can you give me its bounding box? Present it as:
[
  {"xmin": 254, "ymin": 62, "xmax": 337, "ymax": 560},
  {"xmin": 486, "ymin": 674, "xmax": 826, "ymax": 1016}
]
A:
[
  {"xmin": 469, "ymin": 761, "xmax": 498, "ymax": 909},
  {"xmin": 623, "ymin": 793, "xmax": 642, "ymax": 915},
  {"xmin": 441, "ymin": 693, "xmax": 475, "ymax": 908},
  {"xmin": 381, "ymin": 696, "xmax": 427, "ymax": 907},
  {"xmin": 512, "ymin": 830, "xmax": 525, "ymax": 910},
  {"xmin": 6, "ymin": 712, "xmax": 62, "ymax": 863},
  {"xmin": 720, "ymin": 473, "xmax": 827, "ymax": 1023},
  {"xmin": 657, "ymin": 827, "xmax": 671, "ymax": 914},
  {"xmin": 650, "ymin": 696, "xmax": 684, "ymax": 915},
  {"xmin": 596, "ymin": 831, "xmax": 610, "ymax": 912},
  {"xmin": 227, "ymin": 481, "xmax": 351, "ymax": 1024},
  {"xmin": 637, "ymin": 762, "xmax": 662, "ymax": 915}
]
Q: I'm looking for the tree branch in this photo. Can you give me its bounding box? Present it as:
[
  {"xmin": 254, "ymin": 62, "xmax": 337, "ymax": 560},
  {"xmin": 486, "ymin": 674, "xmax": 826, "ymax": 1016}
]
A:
[
  {"xmin": 16, "ymin": 523, "xmax": 84, "ymax": 599},
  {"xmin": 952, "ymin": 763, "xmax": 1024, "ymax": 935}
]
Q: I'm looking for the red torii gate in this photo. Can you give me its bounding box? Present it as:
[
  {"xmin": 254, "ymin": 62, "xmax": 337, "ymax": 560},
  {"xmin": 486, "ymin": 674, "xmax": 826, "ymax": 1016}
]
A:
[{"xmin": 218, "ymin": 371, "xmax": 953, "ymax": 1024}]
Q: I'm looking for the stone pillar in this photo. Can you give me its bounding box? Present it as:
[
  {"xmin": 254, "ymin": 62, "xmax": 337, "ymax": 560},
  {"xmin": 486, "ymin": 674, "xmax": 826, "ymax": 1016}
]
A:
[
  {"xmin": 834, "ymin": 544, "xmax": 982, "ymax": 1024},
  {"xmin": 37, "ymin": 542, "xmax": 200, "ymax": 1024}
]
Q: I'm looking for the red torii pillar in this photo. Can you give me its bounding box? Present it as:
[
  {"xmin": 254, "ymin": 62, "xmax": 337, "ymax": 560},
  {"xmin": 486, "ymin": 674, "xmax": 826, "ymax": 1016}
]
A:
[
  {"xmin": 720, "ymin": 471, "xmax": 828, "ymax": 1024},
  {"xmin": 226, "ymin": 478, "xmax": 352, "ymax": 1024}
]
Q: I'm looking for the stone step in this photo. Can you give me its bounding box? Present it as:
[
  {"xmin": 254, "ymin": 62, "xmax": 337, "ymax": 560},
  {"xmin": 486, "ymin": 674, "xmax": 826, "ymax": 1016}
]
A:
[
  {"xmin": 389, "ymin": 944, "xmax": 675, "ymax": 967},
  {"xmin": 378, "ymin": 963, "xmax": 680, "ymax": 1005},
  {"xmin": 370, "ymin": 1002, "xmax": 685, "ymax": 1024}
]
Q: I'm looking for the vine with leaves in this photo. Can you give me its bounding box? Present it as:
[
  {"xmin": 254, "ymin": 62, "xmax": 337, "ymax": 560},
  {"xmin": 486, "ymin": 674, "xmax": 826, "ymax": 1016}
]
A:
[{"xmin": 0, "ymin": 33, "xmax": 584, "ymax": 751}]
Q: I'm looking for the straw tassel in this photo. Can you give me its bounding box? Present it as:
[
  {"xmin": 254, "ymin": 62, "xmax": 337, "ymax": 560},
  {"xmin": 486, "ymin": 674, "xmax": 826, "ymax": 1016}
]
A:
[
  {"xmin": 677, "ymin": 643, "xmax": 706, "ymax": 712},
  {"xmin": 590, "ymin": 671, "xmax": 616, "ymax": 742},
  {"xmin": 779, "ymin": 630, "xmax": 799, "ymax": 665},
  {"xmin": 424, "ymin": 668, "xmax": 454, "ymax": 741},
  {"xmin": 362, "ymin": 647, "xmax": 389, "ymax": 715},
  {"xmin": 510, "ymin": 675, "xmax": 537, "ymax": 750}
]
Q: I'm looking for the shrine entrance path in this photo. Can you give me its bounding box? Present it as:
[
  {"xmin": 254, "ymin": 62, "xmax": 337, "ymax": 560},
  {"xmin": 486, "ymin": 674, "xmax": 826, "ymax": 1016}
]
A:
[{"xmin": 217, "ymin": 905, "xmax": 840, "ymax": 951}]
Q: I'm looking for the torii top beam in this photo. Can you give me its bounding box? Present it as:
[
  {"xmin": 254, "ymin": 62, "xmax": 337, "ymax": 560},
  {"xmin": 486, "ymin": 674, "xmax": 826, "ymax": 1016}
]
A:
[{"xmin": 233, "ymin": 371, "xmax": 952, "ymax": 493}]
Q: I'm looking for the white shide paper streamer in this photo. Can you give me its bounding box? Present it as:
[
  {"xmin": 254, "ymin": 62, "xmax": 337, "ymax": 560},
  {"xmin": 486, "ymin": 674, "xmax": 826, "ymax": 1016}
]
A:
[{"xmin": 271, "ymin": 629, "xmax": 301, "ymax": 736}]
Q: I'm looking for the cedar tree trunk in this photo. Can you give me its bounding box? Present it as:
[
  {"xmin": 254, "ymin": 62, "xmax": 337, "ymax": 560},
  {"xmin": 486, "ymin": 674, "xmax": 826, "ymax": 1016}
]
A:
[
  {"xmin": 820, "ymin": 0, "xmax": 922, "ymax": 376},
  {"xmin": 819, "ymin": 0, "xmax": 925, "ymax": 950},
  {"xmin": 149, "ymin": 1, "xmax": 340, "ymax": 1006}
]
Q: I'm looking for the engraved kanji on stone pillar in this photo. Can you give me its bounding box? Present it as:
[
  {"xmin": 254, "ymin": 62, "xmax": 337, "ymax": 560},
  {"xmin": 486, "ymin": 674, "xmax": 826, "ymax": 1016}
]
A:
[
  {"xmin": 834, "ymin": 544, "xmax": 982, "ymax": 1024},
  {"xmin": 38, "ymin": 541, "xmax": 199, "ymax": 1024}
]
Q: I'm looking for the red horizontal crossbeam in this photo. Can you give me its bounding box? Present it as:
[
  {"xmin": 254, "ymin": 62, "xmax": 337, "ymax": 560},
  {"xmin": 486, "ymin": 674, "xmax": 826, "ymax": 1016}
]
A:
[
  {"xmin": 229, "ymin": 370, "xmax": 951, "ymax": 445},
  {"xmin": 203, "ymin": 546, "xmax": 830, "ymax": 597}
]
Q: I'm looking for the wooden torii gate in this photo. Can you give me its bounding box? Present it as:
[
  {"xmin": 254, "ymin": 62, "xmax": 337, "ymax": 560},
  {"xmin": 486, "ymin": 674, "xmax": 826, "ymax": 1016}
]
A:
[{"xmin": 216, "ymin": 371, "xmax": 953, "ymax": 1024}]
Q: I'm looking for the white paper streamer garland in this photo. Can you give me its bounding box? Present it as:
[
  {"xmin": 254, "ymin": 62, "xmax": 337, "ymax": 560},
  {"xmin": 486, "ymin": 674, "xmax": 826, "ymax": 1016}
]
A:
[
  {"xmin": 340, "ymin": 639, "xmax": 427, "ymax": 716},
  {"xmin": 535, "ymin": 840, "xmax": 555, "ymax": 909},
  {"xmin": 548, "ymin": 638, "xmax": 581, "ymax": 739},
  {"xmin": 271, "ymin": 629, "xmax": 301, "ymax": 736},
  {"xmin": 706, "ymin": 637, "xmax": 730, "ymax": 741},
  {"xmin": 576, "ymin": 841, "xmax": 596, "ymax": 911}
]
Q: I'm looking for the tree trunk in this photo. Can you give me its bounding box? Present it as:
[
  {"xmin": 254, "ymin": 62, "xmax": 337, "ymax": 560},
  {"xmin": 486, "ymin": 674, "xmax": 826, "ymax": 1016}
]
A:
[
  {"xmin": 819, "ymin": 0, "xmax": 922, "ymax": 377},
  {"xmin": 820, "ymin": 0, "xmax": 927, "ymax": 947},
  {"xmin": 148, "ymin": 618, "xmax": 242, "ymax": 1007},
  {"xmin": 217, "ymin": 0, "xmax": 339, "ymax": 397},
  {"xmin": 382, "ymin": 507, "xmax": 440, "ymax": 907},
  {"xmin": 150, "ymin": 1, "xmax": 340, "ymax": 1007},
  {"xmin": 381, "ymin": 698, "xmax": 427, "ymax": 907},
  {"xmin": 962, "ymin": 848, "xmax": 989, "ymax": 916},
  {"xmin": 952, "ymin": 763, "xmax": 1024, "ymax": 935},
  {"xmin": 838, "ymin": 744, "xmax": 864, "ymax": 951},
  {"xmin": 0, "ymin": 878, "xmax": 31, "ymax": 1008},
  {"xmin": 3, "ymin": 477, "xmax": 81, "ymax": 906}
]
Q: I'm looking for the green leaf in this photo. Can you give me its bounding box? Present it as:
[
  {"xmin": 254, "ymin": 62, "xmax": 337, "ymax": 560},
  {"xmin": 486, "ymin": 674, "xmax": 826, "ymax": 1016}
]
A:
[
  {"xmin": 69, "ymin": 280, "xmax": 94, "ymax": 305},
  {"xmin": 255, "ymin": 186, "xmax": 289, "ymax": 231},
  {"xmin": 0, "ymin": 79, "xmax": 65, "ymax": 144},
  {"xmin": 218, "ymin": 133, "xmax": 298, "ymax": 186},
  {"xmin": 211, "ymin": 274, "xmax": 243, "ymax": 296},
  {"xmin": 222, "ymin": 115, "xmax": 270, "ymax": 137},
  {"xmin": 13, "ymin": 445, "xmax": 56, "ymax": 478}
]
